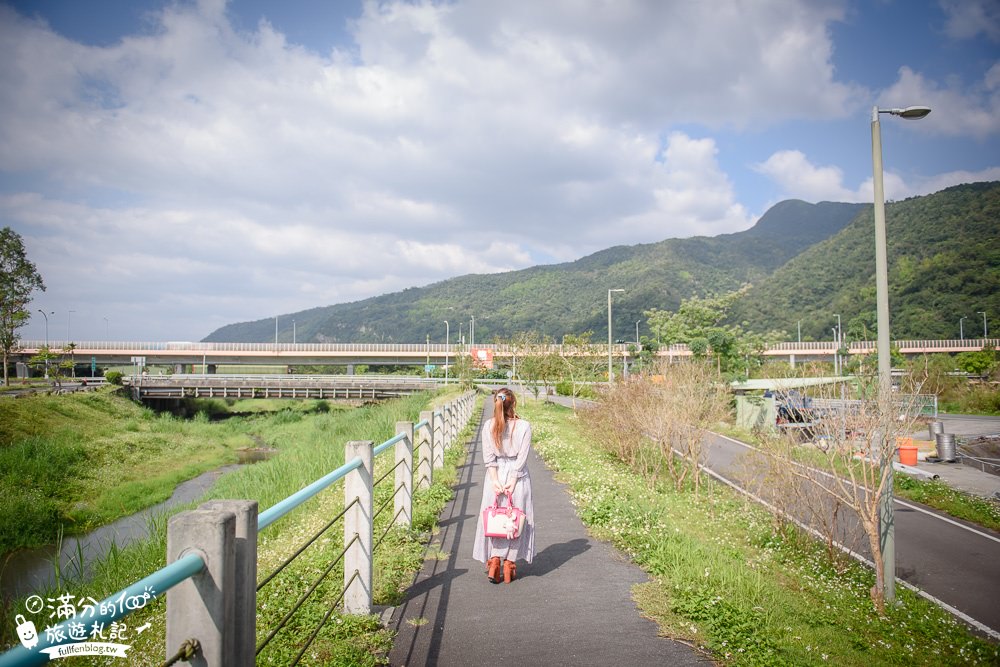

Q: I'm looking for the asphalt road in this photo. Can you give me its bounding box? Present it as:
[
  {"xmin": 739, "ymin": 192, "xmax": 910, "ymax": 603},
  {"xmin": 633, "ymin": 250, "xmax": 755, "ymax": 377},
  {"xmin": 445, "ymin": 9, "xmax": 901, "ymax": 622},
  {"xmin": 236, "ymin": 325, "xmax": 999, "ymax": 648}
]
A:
[{"xmin": 703, "ymin": 431, "xmax": 1000, "ymax": 638}]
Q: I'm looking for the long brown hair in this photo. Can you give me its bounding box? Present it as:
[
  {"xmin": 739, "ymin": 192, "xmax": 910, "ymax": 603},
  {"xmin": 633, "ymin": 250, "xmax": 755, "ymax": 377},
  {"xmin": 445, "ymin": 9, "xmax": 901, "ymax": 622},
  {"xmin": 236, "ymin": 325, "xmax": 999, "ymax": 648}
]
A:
[{"xmin": 491, "ymin": 388, "xmax": 517, "ymax": 454}]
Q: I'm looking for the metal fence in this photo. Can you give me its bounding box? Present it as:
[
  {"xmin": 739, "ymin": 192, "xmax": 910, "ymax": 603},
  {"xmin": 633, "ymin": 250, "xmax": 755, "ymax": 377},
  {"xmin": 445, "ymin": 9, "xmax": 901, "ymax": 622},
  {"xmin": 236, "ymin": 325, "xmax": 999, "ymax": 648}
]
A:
[
  {"xmin": 18, "ymin": 337, "xmax": 1000, "ymax": 356},
  {"xmin": 0, "ymin": 392, "xmax": 476, "ymax": 667}
]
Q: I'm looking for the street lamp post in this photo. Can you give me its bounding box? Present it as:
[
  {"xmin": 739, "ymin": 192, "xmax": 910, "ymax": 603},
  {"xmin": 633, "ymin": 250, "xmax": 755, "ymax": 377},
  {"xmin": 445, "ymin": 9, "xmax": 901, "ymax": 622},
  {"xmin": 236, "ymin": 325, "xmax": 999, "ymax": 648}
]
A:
[
  {"xmin": 67, "ymin": 310, "xmax": 76, "ymax": 377},
  {"xmin": 293, "ymin": 320, "xmax": 296, "ymax": 344},
  {"xmin": 978, "ymin": 311, "xmax": 988, "ymax": 338},
  {"xmin": 635, "ymin": 320, "xmax": 641, "ymax": 345},
  {"xmin": 872, "ymin": 103, "xmax": 930, "ymax": 604},
  {"xmin": 831, "ymin": 328, "xmax": 840, "ymax": 376},
  {"xmin": 443, "ymin": 320, "xmax": 450, "ymax": 383},
  {"xmin": 470, "ymin": 316, "xmax": 475, "ymax": 348},
  {"xmin": 607, "ymin": 289, "xmax": 624, "ymax": 382},
  {"xmin": 834, "ymin": 314, "xmax": 842, "ymax": 375},
  {"xmin": 103, "ymin": 317, "xmax": 109, "ymax": 340},
  {"xmin": 959, "ymin": 316, "xmax": 967, "ymax": 341},
  {"xmin": 797, "ymin": 320, "xmax": 802, "ymax": 344},
  {"xmin": 37, "ymin": 310, "xmax": 52, "ymax": 378}
]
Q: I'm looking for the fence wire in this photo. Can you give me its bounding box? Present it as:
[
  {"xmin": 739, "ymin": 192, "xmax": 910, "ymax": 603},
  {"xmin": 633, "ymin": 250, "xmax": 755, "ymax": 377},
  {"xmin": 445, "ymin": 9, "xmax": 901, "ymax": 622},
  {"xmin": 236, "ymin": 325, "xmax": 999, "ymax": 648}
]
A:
[
  {"xmin": 256, "ymin": 533, "xmax": 360, "ymax": 656},
  {"xmin": 257, "ymin": 498, "xmax": 359, "ymax": 592}
]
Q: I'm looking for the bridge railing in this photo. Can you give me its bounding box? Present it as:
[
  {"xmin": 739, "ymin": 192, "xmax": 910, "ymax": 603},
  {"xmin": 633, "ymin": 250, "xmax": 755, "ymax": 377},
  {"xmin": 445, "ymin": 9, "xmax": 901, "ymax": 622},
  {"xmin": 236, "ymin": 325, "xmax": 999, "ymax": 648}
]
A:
[
  {"xmin": 0, "ymin": 391, "xmax": 477, "ymax": 667},
  {"xmin": 15, "ymin": 338, "xmax": 999, "ymax": 360}
]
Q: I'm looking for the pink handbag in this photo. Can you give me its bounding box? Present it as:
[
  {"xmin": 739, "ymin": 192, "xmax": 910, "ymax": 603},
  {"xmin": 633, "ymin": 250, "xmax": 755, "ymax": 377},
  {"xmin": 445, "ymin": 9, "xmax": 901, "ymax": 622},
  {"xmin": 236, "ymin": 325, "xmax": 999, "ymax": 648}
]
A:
[{"xmin": 482, "ymin": 492, "xmax": 526, "ymax": 539}]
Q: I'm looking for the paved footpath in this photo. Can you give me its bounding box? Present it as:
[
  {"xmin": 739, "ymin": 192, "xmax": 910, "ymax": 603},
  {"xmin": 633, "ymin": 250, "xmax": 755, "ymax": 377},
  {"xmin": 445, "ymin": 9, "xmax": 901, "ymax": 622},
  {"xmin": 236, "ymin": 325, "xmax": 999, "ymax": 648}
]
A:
[{"xmin": 388, "ymin": 401, "xmax": 709, "ymax": 667}]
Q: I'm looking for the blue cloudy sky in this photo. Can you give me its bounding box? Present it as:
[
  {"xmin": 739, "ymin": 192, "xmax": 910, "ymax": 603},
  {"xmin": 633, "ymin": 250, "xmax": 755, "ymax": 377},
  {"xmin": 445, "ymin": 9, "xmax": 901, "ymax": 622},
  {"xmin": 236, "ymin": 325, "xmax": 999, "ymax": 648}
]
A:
[{"xmin": 3, "ymin": 0, "xmax": 998, "ymax": 341}]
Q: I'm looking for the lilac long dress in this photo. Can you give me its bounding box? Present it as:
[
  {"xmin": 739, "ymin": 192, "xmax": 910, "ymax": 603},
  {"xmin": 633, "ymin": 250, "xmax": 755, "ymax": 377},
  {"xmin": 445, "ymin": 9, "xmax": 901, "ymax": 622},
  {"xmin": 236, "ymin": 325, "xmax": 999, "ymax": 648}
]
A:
[{"xmin": 472, "ymin": 417, "xmax": 535, "ymax": 564}]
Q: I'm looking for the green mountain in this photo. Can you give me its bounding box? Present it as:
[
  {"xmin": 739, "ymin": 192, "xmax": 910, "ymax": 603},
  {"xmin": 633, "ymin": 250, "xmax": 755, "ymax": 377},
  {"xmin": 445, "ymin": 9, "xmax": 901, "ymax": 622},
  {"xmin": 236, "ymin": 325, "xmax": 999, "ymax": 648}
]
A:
[
  {"xmin": 730, "ymin": 181, "xmax": 1000, "ymax": 341},
  {"xmin": 204, "ymin": 199, "xmax": 865, "ymax": 343}
]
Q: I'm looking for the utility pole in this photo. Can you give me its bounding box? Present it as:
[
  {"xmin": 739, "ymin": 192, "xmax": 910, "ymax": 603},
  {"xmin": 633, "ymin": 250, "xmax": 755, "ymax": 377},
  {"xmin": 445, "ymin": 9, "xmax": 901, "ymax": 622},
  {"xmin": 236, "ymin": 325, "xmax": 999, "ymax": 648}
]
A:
[{"xmin": 607, "ymin": 289, "xmax": 624, "ymax": 382}]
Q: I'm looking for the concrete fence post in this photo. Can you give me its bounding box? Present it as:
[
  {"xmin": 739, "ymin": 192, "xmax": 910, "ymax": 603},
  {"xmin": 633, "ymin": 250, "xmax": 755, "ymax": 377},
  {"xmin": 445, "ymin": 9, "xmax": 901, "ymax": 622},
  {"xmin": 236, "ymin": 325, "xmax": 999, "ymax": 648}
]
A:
[
  {"xmin": 417, "ymin": 410, "xmax": 434, "ymax": 490},
  {"xmin": 344, "ymin": 440, "xmax": 373, "ymax": 615},
  {"xmin": 444, "ymin": 404, "xmax": 454, "ymax": 447},
  {"xmin": 432, "ymin": 411, "xmax": 444, "ymax": 469},
  {"xmin": 394, "ymin": 421, "xmax": 414, "ymax": 528},
  {"xmin": 166, "ymin": 507, "xmax": 236, "ymax": 666},
  {"xmin": 198, "ymin": 500, "xmax": 257, "ymax": 667}
]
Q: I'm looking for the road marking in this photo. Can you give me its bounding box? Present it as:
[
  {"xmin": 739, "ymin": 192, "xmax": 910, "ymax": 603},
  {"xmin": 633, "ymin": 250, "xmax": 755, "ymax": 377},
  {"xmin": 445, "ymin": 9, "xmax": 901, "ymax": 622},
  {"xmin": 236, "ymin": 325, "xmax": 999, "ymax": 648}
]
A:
[
  {"xmin": 695, "ymin": 446, "xmax": 1000, "ymax": 642},
  {"xmin": 712, "ymin": 432, "xmax": 1000, "ymax": 544}
]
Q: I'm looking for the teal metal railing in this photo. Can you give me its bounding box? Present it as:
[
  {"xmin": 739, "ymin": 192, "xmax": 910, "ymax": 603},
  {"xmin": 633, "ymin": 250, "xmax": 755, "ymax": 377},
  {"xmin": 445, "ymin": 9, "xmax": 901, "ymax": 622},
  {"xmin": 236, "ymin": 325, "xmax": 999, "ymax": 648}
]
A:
[{"xmin": 0, "ymin": 390, "xmax": 476, "ymax": 666}]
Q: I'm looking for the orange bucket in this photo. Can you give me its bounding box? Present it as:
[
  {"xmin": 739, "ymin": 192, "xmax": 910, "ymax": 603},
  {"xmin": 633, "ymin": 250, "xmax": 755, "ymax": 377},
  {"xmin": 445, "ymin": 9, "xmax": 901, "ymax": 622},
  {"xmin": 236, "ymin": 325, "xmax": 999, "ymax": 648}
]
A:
[{"xmin": 898, "ymin": 445, "xmax": 918, "ymax": 466}]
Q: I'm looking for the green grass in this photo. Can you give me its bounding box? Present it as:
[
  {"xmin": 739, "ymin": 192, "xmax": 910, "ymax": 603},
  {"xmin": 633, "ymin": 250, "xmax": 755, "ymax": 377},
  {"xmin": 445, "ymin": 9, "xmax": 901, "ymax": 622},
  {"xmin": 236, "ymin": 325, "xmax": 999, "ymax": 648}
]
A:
[
  {"xmin": 0, "ymin": 389, "xmax": 257, "ymax": 554},
  {"xmin": 522, "ymin": 399, "xmax": 1000, "ymax": 666},
  {"xmin": 1, "ymin": 389, "xmax": 479, "ymax": 665},
  {"xmin": 894, "ymin": 475, "xmax": 1000, "ymax": 532}
]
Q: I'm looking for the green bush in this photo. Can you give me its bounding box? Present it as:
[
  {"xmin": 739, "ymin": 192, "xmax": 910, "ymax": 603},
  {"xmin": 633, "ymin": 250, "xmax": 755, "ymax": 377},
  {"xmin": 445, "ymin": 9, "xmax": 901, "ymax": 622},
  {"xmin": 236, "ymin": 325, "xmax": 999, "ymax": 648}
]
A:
[
  {"xmin": 104, "ymin": 370, "xmax": 123, "ymax": 385},
  {"xmin": 556, "ymin": 380, "xmax": 597, "ymax": 398},
  {"xmin": 964, "ymin": 385, "xmax": 1000, "ymax": 415}
]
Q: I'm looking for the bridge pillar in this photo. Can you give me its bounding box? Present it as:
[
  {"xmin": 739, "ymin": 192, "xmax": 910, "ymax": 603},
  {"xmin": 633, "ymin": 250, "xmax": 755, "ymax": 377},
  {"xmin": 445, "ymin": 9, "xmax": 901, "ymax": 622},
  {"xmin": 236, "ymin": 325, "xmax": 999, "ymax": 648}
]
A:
[
  {"xmin": 174, "ymin": 364, "xmax": 184, "ymax": 374},
  {"xmin": 347, "ymin": 364, "xmax": 355, "ymax": 375},
  {"xmin": 790, "ymin": 354, "xmax": 796, "ymax": 368}
]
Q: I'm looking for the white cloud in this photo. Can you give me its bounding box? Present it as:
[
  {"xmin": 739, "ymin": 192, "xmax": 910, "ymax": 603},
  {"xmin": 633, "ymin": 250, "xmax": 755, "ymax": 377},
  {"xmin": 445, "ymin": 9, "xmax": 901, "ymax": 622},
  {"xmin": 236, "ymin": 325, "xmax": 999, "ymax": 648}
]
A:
[
  {"xmin": 755, "ymin": 150, "xmax": 1000, "ymax": 203},
  {"xmin": 879, "ymin": 66, "xmax": 1000, "ymax": 138},
  {"xmin": 0, "ymin": 0, "xmax": 994, "ymax": 340},
  {"xmin": 754, "ymin": 150, "xmax": 859, "ymax": 202},
  {"xmin": 940, "ymin": 0, "xmax": 1000, "ymax": 42}
]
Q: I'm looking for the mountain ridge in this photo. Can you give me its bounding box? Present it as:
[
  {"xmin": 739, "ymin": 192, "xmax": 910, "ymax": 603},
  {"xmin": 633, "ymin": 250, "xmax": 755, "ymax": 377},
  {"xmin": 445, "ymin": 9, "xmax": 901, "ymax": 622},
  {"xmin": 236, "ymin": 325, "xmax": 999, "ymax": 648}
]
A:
[{"xmin": 204, "ymin": 198, "xmax": 866, "ymax": 343}]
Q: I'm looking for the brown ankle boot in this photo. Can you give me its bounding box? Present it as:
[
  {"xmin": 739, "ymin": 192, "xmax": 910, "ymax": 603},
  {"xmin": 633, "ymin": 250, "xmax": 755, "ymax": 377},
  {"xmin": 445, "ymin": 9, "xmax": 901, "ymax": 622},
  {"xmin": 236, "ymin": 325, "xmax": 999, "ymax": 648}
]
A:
[
  {"xmin": 487, "ymin": 557, "xmax": 502, "ymax": 583},
  {"xmin": 503, "ymin": 559, "xmax": 516, "ymax": 583}
]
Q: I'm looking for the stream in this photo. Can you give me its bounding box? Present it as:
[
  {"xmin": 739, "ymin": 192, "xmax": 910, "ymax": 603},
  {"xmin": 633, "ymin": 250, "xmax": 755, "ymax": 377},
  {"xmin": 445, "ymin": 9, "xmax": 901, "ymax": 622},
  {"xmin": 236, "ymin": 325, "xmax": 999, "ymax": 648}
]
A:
[{"xmin": 0, "ymin": 464, "xmax": 245, "ymax": 601}]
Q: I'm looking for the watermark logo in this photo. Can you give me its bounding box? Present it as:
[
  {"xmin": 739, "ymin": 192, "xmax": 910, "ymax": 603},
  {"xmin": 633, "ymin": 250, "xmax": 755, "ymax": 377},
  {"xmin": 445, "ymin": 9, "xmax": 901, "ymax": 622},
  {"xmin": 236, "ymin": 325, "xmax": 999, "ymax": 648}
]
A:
[{"xmin": 11, "ymin": 588, "xmax": 155, "ymax": 660}]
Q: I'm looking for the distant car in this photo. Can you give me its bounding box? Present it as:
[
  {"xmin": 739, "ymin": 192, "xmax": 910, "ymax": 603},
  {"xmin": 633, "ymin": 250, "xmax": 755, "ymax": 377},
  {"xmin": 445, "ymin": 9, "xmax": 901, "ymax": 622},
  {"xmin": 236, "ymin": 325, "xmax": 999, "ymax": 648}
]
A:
[{"xmin": 776, "ymin": 390, "xmax": 814, "ymax": 423}]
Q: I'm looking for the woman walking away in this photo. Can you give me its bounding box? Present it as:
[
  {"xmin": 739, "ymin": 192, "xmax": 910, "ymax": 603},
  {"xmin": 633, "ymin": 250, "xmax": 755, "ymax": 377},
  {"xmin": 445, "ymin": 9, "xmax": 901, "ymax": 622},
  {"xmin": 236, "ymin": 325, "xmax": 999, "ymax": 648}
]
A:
[{"xmin": 473, "ymin": 388, "xmax": 535, "ymax": 583}]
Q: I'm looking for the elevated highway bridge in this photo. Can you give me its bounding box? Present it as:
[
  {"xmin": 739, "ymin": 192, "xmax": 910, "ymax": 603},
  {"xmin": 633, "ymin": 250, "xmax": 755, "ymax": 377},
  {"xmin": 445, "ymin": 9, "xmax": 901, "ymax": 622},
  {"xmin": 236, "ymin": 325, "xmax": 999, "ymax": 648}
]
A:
[
  {"xmin": 126, "ymin": 374, "xmax": 435, "ymax": 401},
  {"xmin": 14, "ymin": 338, "xmax": 998, "ymax": 371}
]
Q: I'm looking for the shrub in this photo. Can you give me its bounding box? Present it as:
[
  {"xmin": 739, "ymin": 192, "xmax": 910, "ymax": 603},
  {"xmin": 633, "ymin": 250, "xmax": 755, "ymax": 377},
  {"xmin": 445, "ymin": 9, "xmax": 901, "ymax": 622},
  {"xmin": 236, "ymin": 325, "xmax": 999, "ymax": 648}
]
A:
[
  {"xmin": 104, "ymin": 370, "xmax": 123, "ymax": 385},
  {"xmin": 556, "ymin": 380, "xmax": 597, "ymax": 398}
]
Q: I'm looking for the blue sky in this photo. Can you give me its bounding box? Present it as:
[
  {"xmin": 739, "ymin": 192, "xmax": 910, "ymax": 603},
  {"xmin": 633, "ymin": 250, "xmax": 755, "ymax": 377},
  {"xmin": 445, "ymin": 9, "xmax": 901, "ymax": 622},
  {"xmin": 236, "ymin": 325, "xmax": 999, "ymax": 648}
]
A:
[{"xmin": 2, "ymin": 0, "xmax": 998, "ymax": 341}]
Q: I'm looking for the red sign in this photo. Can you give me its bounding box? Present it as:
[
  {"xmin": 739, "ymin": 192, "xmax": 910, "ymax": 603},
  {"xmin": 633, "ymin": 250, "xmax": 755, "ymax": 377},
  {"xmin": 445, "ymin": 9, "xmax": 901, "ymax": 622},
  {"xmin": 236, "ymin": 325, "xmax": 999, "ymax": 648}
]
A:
[{"xmin": 470, "ymin": 347, "xmax": 494, "ymax": 369}]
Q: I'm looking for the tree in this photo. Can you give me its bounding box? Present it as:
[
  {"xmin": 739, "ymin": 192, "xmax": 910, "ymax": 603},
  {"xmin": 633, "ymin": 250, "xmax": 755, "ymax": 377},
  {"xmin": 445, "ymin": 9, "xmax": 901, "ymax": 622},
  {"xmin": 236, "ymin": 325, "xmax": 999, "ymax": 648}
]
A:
[
  {"xmin": 0, "ymin": 227, "xmax": 45, "ymax": 386},
  {"xmin": 955, "ymin": 346, "xmax": 998, "ymax": 376},
  {"xmin": 28, "ymin": 346, "xmax": 60, "ymax": 382},
  {"xmin": 583, "ymin": 360, "xmax": 729, "ymax": 497},
  {"xmin": 559, "ymin": 332, "xmax": 601, "ymax": 409},
  {"xmin": 645, "ymin": 285, "xmax": 781, "ymax": 378},
  {"xmin": 750, "ymin": 379, "xmax": 926, "ymax": 613},
  {"xmin": 505, "ymin": 331, "xmax": 562, "ymax": 398}
]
